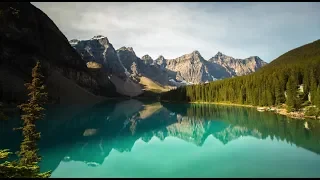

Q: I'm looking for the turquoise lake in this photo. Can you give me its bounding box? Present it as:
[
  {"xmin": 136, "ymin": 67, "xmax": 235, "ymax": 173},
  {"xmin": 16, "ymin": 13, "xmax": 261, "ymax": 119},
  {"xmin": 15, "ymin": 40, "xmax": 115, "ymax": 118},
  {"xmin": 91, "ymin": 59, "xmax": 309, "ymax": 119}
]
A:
[{"xmin": 1, "ymin": 99, "xmax": 320, "ymax": 178}]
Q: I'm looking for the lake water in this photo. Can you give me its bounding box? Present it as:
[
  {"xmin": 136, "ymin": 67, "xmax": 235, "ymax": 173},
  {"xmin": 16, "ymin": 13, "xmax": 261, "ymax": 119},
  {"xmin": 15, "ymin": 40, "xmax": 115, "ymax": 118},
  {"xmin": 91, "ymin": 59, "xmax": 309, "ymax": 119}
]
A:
[{"xmin": 1, "ymin": 99, "xmax": 320, "ymax": 178}]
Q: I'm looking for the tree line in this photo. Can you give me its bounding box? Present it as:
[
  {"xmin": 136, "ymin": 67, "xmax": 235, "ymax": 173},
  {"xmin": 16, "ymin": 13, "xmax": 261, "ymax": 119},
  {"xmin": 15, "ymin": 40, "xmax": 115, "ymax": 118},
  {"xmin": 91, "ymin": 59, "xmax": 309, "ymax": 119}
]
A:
[{"xmin": 160, "ymin": 40, "xmax": 320, "ymax": 115}]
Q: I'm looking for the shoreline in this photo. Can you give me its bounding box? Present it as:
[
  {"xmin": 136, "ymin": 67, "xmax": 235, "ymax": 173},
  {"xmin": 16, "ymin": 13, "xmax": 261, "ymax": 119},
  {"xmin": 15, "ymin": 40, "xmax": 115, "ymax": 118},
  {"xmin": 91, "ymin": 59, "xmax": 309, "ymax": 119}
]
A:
[
  {"xmin": 190, "ymin": 101, "xmax": 255, "ymax": 108},
  {"xmin": 2, "ymin": 99, "xmax": 319, "ymax": 121},
  {"xmin": 188, "ymin": 101, "xmax": 318, "ymax": 120}
]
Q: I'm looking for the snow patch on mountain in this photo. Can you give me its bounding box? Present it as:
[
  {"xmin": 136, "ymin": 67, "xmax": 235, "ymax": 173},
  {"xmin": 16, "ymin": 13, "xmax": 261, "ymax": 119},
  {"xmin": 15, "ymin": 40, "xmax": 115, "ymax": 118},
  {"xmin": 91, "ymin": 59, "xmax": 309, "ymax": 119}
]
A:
[{"xmin": 91, "ymin": 35, "xmax": 106, "ymax": 40}]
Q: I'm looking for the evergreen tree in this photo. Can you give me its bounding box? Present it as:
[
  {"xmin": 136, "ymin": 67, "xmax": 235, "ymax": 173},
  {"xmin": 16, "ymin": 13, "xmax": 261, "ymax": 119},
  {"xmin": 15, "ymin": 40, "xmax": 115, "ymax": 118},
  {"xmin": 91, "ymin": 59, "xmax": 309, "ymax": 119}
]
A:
[
  {"xmin": 0, "ymin": 61, "xmax": 51, "ymax": 178},
  {"xmin": 17, "ymin": 61, "xmax": 48, "ymax": 165},
  {"xmin": 310, "ymin": 70, "xmax": 318, "ymax": 104},
  {"xmin": 315, "ymin": 85, "xmax": 320, "ymax": 108},
  {"xmin": 303, "ymin": 67, "xmax": 310, "ymax": 100},
  {"xmin": 286, "ymin": 76, "xmax": 297, "ymax": 112}
]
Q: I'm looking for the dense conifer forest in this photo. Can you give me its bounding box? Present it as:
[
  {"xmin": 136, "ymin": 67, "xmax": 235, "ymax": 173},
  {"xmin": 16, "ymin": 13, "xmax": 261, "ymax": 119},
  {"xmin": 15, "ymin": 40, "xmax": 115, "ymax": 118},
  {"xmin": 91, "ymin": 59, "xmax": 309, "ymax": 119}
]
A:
[{"xmin": 160, "ymin": 40, "xmax": 320, "ymax": 115}]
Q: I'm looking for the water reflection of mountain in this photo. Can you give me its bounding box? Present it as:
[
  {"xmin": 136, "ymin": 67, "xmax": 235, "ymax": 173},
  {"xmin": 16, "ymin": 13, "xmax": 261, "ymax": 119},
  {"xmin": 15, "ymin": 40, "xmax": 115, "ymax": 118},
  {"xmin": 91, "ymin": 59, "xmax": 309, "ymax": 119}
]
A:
[
  {"xmin": 1, "ymin": 100, "xmax": 320, "ymax": 173},
  {"xmin": 163, "ymin": 103, "xmax": 320, "ymax": 153}
]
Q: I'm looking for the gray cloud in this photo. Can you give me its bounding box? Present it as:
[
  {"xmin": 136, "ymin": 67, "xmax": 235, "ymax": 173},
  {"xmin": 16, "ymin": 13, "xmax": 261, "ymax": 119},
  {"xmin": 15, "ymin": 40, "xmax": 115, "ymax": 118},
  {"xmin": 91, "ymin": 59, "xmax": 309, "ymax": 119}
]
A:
[{"xmin": 32, "ymin": 2, "xmax": 320, "ymax": 62}]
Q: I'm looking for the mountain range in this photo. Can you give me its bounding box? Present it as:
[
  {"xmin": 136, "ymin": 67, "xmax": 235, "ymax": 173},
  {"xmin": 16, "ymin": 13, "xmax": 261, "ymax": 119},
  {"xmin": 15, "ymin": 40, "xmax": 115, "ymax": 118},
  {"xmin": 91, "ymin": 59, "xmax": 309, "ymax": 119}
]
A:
[
  {"xmin": 70, "ymin": 35, "xmax": 267, "ymax": 88},
  {"xmin": 0, "ymin": 2, "xmax": 267, "ymax": 103}
]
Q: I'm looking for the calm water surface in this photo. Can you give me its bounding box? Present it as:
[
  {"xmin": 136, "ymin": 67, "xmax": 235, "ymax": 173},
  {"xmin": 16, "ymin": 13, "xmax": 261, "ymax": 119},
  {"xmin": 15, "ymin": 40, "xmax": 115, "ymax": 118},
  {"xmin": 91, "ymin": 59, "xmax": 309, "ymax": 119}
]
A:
[{"xmin": 1, "ymin": 99, "xmax": 320, "ymax": 178}]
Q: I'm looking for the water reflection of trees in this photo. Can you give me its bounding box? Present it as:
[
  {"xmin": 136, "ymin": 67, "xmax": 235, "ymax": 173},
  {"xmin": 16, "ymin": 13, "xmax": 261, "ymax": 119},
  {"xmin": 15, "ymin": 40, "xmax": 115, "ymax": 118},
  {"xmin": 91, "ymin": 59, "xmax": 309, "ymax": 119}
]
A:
[{"xmin": 164, "ymin": 103, "xmax": 320, "ymax": 155}]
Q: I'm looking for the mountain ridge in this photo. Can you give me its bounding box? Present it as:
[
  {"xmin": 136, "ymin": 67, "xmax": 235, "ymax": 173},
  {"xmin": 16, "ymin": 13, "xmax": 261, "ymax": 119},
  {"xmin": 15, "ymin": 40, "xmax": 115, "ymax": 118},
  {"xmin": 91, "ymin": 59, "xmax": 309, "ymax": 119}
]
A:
[{"xmin": 70, "ymin": 35, "xmax": 267, "ymax": 86}]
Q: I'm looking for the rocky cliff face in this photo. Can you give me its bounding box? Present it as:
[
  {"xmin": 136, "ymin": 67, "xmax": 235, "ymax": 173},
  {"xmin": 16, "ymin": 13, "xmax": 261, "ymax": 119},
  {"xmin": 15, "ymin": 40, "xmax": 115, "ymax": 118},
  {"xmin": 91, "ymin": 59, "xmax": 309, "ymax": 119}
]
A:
[
  {"xmin": 71, "ymin": 36, "xmax": 128, "ymax": 80},
  {"xmin": 0, "ymin": 2, "xmax": 119, "ymax": 103},
  {"xmin": 209, "ymin": 52, "xmax": 267, "ymax": 76},
  {"xmin": 156, "ymin": 51, "xmax": 267, "ymax": 84},
  {"xmin": 71, "ymin": 38, "xmax": 170, "ymax": 87},
  {"xmin": 141, "ymin": 54, "xmax": 153, "ymax": 65},
  {"xmin": 156, "ymin": 51, "xmax": 232, "ymax": 84},
  {"xmin": 117, "ymin": 47, "xmax": 170, "ymax": 85}
]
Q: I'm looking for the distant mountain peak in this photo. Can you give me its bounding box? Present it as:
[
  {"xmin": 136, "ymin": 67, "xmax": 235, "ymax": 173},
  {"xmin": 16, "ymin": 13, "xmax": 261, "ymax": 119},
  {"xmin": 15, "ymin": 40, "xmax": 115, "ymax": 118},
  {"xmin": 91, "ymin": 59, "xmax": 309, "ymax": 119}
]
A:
[
  {"xmin": 91, "ymin": 35, "xmax": 107, "ymax": 40},
  {"xmin": 192, "ymin": 50, "xmax": 201, "ymax": 56},
  {"xmin": 141, "ymin": 54, "xmax": 154, "ymax": 65},
  {"xmin": 118, "ymin": 46, "xmax": 135, "ymax": 52},
  {"xmin": 244, "ymin": 56, "xmax": 264, "ymax": 62},
  {"xmin": 142, "ymin": 54, "xmax": 153, "ymax": 61},
  {"xmin": 215, "ymin": 51, "xmax": 226, "ymax": 57},
  {"xmin": 248, "ymin": 56, "xmax": 260, "ymax": 59},
  {"xmin": 117, "ymin": 47, "xmax": 136, "ymax": 57},
  {"xmin": 157, "ymin": 55, "xmax": 165, "ymax": 60}
]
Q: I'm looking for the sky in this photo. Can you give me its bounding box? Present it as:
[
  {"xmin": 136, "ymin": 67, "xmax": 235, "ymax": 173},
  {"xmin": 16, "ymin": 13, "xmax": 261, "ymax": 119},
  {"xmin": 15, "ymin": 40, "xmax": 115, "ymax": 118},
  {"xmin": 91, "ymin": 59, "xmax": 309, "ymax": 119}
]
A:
[{"xmin": 32, "ymin": 2, "xmax": 320, "ymax": 62}]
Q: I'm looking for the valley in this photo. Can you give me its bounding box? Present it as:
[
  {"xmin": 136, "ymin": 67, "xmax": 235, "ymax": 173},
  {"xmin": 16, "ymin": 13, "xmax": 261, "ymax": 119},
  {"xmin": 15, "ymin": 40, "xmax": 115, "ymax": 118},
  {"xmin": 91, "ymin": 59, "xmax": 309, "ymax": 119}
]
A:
[{"xmin": 0, "ymin": 1, "xmax": 320, "ymax": 178}]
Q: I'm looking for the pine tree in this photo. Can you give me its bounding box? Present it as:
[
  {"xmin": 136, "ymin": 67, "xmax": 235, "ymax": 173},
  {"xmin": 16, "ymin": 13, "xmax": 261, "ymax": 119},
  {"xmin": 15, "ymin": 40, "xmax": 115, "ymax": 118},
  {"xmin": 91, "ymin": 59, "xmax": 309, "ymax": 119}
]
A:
[
  {"xmin": 17, "ymin": 61, "xmax": 48, "ymax": 166},
  {"xmin": 315, "ymin": 85, "xmax": 320, "ymax": 108},
  {"xmin": 0, "ymin": 61, "xmax": 51, "ymax": 178},
  {"xmin": 286, "ymin": 76, "xmax": 298, "ymax": 112},
  {"xmin": 310, "ymin": 70, "xmax": 318, "ymax": 104},
  {"xmin": 303, "ymin": 67, "xmax": 310, "ymax": 100}
]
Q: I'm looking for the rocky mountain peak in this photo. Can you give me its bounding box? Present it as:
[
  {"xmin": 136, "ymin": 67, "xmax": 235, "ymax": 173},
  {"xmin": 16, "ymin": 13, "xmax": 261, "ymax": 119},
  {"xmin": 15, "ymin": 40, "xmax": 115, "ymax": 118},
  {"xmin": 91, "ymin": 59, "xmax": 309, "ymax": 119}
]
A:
[
  {"xmin": 244, "ymin": 56, "xmax": 268, "ymax": 67},
  {"xmin": 191, "ymin": 50, "xmax": 204, "ymax": 60},
  {"xmin": 127, "ymin": 47, "xmax": 134, "ymax": 52},
  {"xmin": 247, "ymin": 56, "xmax": 262, "ymax": 61},
  {"xmin": 177, "ymin": 50, "xmax": 204, "ymax": 63},
  {"xmin": 118, "ymin": 46, "xmax": 134, "ymax": 52},
  {"xmin": 91, "ymin": 35, "xmax": 110, "ymax": 46},
  {"xmin": 141, "ymin": 54, "xmax": 153, "ymax": 61},
  {"xmin": 91, "ymin": 35, "xmax": 107, "ymax": 40},
  {"xmin": 157, "ymin": 55, "xmax": 165, "ymax": 60},
  {"xmin": 117, "ymin": 46, "xmax": 136, "ymax": 57},
  {"xmin": 141, "ymin": 55, "xmax": 154, "ymax": 65},
  {"xmin": 214, "ymin": 51, "xmax": 228, "ymax": 58},
  {"xmin": 192, "ymin": 50, "xmax": 201, "ymax": 55}
]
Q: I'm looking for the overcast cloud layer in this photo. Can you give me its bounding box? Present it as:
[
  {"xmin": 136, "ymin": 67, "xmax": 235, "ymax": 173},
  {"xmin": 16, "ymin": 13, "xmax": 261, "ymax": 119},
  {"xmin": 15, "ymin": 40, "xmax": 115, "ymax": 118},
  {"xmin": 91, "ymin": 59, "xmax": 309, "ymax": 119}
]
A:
[{"xmin": 32, "ymin": 2, "xmax": 320, "ymax": 62}]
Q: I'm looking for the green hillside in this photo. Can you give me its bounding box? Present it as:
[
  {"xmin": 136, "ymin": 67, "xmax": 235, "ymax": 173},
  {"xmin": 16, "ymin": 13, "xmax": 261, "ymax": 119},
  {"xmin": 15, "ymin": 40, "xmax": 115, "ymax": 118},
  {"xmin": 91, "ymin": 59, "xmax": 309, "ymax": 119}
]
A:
[{"xmin": 160, "ymin": 39, "xmax": 320, "ymax": 115}]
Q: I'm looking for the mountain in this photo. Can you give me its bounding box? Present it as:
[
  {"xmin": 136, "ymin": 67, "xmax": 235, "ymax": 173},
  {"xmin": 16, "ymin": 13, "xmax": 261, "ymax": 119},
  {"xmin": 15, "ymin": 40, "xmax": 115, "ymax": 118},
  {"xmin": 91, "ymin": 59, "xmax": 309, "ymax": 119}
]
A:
[
  {"xmin": 209, "ymin": 52, "xmax": 268, "ymax": 76},
  {"xmin": 154, "ymin": 50, "xmax": 267, "ymax": 84},
  {"xmin": 116, "ymin": 46, "xmax": 170, "ymax": 85},
  {"xmin": 155, "ymin": 51, "xmax": 230, "ymax": 84},
  {"xmin": 71, "ymin": 39, "xmax": 172, "ymax": 93},
  {"xmin": 70, "ymin": 35, "xmax": 128, "ymax": 79},
  {"xmin": 0, "ymin": 2, "xmax": 123, "ymax": 104},
  {"xmin": 161, "ymin": 39, "xmax": 320, "ymax": 112},
  {"xmin": 71, "ymin": 37, "xmax": 267, "ymax": 87},
  {"xmin": 141, "ymin": 54, "xmax": 153, "ymax": 65}
]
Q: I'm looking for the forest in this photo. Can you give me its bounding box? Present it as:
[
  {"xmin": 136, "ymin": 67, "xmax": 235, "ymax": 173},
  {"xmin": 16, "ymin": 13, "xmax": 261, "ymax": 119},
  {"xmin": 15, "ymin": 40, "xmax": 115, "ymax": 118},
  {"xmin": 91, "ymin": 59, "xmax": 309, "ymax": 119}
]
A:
[{"xmin": 160, "ymin": 40, "xmax": 320, "ymax": 115}]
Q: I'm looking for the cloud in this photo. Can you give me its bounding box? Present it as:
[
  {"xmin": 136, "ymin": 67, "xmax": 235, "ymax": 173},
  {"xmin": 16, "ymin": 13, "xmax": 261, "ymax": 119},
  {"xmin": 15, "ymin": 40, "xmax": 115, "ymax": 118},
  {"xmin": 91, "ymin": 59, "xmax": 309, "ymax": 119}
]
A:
[{"xmin": 32, "ymin": 2, "xmax": 320, "ymax": 62}]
